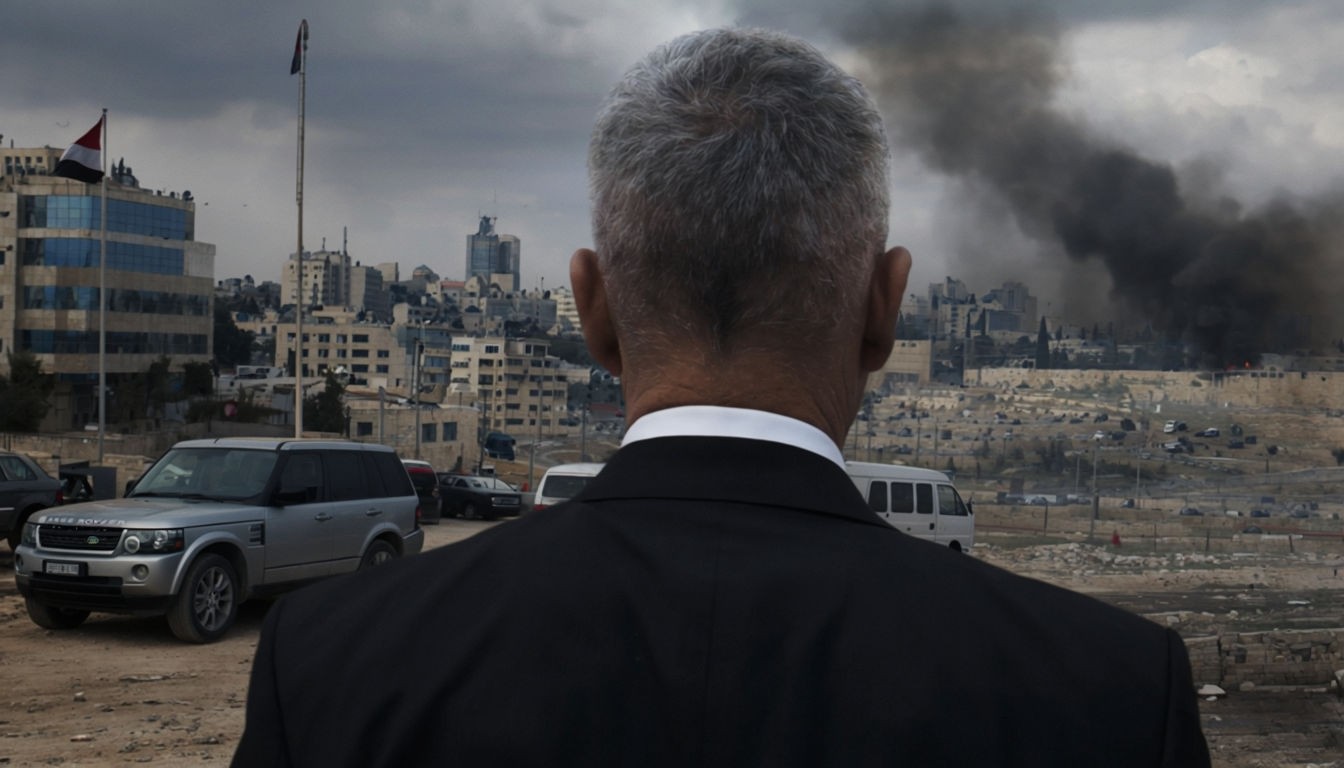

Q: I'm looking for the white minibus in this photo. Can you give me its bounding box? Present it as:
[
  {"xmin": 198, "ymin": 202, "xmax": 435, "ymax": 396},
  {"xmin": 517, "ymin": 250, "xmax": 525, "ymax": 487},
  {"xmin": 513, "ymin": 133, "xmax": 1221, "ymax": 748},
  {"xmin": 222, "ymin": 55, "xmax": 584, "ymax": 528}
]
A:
[{"xmin": 845, "ymin": 462, "xmax": 974, "ymax": 551}]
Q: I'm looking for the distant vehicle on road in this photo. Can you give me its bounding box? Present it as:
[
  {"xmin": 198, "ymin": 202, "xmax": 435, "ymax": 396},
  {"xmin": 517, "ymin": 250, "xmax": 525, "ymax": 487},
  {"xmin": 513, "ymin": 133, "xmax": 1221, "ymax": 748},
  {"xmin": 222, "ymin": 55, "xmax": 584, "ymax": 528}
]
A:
[
  {"xmin": 1163, "ymin": 420, "xmax": 1188, "ymax": 434},
  {"xmin": 483, "ymin": 432, "xmax": 516, "ymax": 461},
  {"xmin": 1178, "ymin": 507, "xmax": 1202, "ymax": 516},
  {"xmin": 847, "ymin": 462, "xmax": 974, "ymax": 552},
  {"xmin": 1197, "ymin": 427, "xmax": 1220, "ymax": 438}
]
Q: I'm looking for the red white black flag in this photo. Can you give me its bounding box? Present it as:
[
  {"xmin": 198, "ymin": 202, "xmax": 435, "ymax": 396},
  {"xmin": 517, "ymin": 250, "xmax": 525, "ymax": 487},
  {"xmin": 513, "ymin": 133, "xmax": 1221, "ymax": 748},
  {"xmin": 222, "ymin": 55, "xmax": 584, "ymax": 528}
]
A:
[
  {"xmin": 53, "ymin": 117, "xmax": 104, "ymax": 184},
  {"xmin": 290, "ymin": 19, "xmax": 308, "ymax": 75}
]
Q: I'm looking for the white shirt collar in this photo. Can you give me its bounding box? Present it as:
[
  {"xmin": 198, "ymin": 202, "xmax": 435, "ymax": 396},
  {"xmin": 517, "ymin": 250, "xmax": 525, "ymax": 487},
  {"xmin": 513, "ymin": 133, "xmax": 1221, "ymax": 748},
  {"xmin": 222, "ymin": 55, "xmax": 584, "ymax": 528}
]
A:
[{"xmin": 620, "ymin": 405, "xmax": 846, "ymax": 470}]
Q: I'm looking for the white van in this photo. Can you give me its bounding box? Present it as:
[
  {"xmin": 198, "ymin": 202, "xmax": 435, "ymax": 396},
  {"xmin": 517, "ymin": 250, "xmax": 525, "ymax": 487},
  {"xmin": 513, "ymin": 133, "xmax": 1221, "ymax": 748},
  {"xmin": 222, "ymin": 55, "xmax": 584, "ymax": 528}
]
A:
[
  {"xmin": 845, "ymin": 462, "xmax": 974, "ymax": 551},
  {"xmin": 532, "ymin": 463, "xmax": 604, "ymax": 511}
]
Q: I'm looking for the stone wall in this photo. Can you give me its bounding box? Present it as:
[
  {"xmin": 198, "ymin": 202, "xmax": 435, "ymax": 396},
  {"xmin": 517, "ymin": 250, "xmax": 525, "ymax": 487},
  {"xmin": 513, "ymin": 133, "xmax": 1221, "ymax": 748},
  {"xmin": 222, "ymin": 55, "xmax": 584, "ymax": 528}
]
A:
[
  {"xmin": 1185, "ymin": 629, "xmax": 1344, "ymax": 688},
  {"xmin": 971, "ymin": 367, "xmax": 1344, "ymax": 410}
]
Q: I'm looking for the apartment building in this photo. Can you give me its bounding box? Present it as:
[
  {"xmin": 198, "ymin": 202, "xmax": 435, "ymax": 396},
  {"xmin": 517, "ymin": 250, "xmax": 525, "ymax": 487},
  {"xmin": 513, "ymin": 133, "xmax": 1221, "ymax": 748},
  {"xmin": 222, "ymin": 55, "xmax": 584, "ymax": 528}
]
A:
[
  {"xmin": 0, "ymin": 149, "xmax": 213, "ymax": 429},
  {"xmin": 448, "ymin": 336, "xmax": 567, "ymax": 435}
]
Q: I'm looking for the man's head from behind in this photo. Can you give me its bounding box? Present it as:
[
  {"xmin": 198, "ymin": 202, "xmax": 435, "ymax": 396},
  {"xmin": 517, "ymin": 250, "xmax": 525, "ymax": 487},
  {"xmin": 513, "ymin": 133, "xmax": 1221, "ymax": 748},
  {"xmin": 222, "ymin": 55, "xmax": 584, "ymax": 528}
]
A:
[{"xmin": 575, "ymin": 28, "xmax": 910, "ymax": 436}]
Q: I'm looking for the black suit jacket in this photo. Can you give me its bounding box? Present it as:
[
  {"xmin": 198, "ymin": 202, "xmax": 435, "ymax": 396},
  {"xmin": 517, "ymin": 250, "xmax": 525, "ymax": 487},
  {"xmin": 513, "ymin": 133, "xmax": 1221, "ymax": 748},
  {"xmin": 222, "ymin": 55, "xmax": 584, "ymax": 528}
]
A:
[{"xmin": 232, "ymin": 436, "xmax": 1209, "ymax": 767}]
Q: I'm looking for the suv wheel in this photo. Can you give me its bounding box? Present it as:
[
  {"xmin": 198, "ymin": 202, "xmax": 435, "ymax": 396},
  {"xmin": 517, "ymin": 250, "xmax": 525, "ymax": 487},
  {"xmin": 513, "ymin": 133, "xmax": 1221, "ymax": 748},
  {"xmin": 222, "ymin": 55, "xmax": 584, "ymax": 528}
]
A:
[
  {"xmin": 26, "ymin": 598, "xmax": 90, "ymax": 630},
  {"xmin": 360, "ymin": 539, "xmax": 397, "ymax": 569},
  {"xmin": 463, "ymin": 502, "xmax": 479, "ymax": 520},
  {"xmin": 167, "ymin": 554, "xmax": 239, "ymax": 643}
]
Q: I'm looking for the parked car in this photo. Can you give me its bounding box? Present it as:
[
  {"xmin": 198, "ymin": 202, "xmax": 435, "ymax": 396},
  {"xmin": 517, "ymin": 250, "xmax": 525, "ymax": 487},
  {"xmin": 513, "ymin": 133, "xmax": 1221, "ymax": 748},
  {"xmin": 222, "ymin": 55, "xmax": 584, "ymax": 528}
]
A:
[
  {"xmin": 1227, "ymin": 439, "xmax": 1245, "ymax": 449},
  {"xmin": 1196, "ymin": 427, "xmax": 1220, "ymax": 438},
  {"xmin": 1178, "ymin": 507, "xmax": 1202, "ymax": 516},
  {"xmin": 402, "ymin": 459, "xmax": 442, "ymax": 524},
  {"xmin": 1250, "ymin": 509, "xmax": 1270, "ymax": 518},
  {"xmin": 1163, "ymin": 420, "xmax": 1188, "ymax": 434},
  {"xmin": 438, "ymin": 473, "xmax": 522, "ymax": 520},
  {"xmin": 13, "ymin": 438, "xmax": 423, "ymax": 642},
  {"xmin": 532, "ymin": 463, "xmax": 604, "ymax": 511},
  {"xmin": 1241, "ymin": 525, "xmax": 1265, "ymax": 534},
  {"xmin": 483, "ymin": 432, "xmax": 516, "ymax": 461},
  {"xmin": 1, "ymin": 451, "xmax": 63, "ymax": 551}
]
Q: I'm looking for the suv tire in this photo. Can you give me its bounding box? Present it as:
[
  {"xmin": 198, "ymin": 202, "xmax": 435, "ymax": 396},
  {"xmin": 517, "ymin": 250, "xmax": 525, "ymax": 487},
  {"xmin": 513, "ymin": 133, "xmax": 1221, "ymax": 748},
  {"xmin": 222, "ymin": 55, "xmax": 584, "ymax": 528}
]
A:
[
  {"xmin": 26, "ymin": 598, "xmax": 90, "ymax": 630},
  {"xmin": 167, "ymin": 553, "xmax": 239, "ymax": 643},
  {"xmin": 360, "ymin": 539, "xmax": 397, "ymax": 569}
]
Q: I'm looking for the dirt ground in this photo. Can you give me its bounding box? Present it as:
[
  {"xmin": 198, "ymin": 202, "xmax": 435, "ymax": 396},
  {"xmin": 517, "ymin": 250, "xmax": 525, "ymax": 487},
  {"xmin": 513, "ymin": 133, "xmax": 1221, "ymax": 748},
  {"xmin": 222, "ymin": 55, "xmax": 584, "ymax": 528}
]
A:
[{"xmin": 2, "ymin": 521, "xmax": 1342, "ymax": 767}]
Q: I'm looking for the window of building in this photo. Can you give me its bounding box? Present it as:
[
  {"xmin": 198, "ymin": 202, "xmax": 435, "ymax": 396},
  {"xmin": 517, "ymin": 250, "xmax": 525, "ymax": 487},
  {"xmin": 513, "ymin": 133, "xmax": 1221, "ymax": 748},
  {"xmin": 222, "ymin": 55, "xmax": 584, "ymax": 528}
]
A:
[
  {"xmin": 377, "ymin": 349, "xmax": 389, "ymax": 358},
  {"xmin": 355, "ymin": 421, "xmax": 373, "ymax": 437},
  {"xmin": 421, "ymin": 423, "xmax": 436, "ymax": 443},
  {"xmin": 353, "ymin": 334, "xmax": 368, "ymax": 343},
  {"xmin": 352, "ymin": 349, "xmax": 369, "ymax": 358},
  {"xmin": 484, "ymin": 345, "xmax": 500, "ymax": 354},
  {"xmin": 376, "ymin": 365, "xmax": 389, "ymax": 374},
  {"xmin": 443, "ymin": 422, "xmax": 457, "ymax": 441}
]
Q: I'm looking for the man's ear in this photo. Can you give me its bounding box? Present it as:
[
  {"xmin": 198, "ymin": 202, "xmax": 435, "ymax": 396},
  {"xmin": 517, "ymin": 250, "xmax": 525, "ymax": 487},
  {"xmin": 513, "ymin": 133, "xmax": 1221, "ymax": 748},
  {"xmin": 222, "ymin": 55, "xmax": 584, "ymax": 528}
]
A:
[
  {"xmin": 860, "ymin": 246, "xmax": 913, "ymax": 373},
  {"xmin": 570, "ymin": 248, "xmax": 623, "ymax": 377}
]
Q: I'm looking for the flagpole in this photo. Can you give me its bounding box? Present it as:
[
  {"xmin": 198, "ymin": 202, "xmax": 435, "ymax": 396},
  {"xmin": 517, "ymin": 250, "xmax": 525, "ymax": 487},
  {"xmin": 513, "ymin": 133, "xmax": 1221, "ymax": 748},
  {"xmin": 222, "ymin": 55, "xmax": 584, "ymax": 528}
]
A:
[
  {"xmin": 98, "ymin": 108, "xmax": 108, "ymax": 464},
  {"xmin": 294, "ymin": 19, "xmax": 308, "ymax": 438}
]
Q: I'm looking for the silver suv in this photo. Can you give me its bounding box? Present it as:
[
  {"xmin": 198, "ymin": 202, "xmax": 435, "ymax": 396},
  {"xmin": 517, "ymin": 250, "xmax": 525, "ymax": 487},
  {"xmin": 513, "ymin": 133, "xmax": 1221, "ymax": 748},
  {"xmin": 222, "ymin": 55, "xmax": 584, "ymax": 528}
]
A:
[{"xmin": 13, "ymin": 438, "xmax": 423, "ymax": 643}]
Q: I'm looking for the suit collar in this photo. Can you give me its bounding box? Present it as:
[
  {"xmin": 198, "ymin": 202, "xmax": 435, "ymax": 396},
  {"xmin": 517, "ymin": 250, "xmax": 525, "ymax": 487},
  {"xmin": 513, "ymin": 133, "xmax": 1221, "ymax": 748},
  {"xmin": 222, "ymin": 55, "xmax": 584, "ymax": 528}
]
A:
[{"xmin": 579, "ymin": 436, "xmax": 887, "ymax": 529}]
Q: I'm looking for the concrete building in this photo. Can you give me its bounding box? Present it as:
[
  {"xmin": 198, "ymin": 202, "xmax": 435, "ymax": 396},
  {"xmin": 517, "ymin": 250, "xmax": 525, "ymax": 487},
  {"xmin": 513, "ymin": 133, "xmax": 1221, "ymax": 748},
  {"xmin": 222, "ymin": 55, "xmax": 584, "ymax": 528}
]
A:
[
  {"xmin": 348, "ymin": 262, "xmax": 388, "ymax": 321},
  {"xmin": 551, "ymin": 285, "xmax": 581, "ymax": 333},
  {"xmin": 447, "ymin": 336, "xmax": 567, "ymax": 436},
  {"xmin": 282, "ymin": 247, "xmax": 349, "ymax": 309},
  {"xmin": 980, "ymin": 281, "xmax": 1038, "ymax": 335},
  {"xmin": 466, "ymin": 215, "xmax": 521, "ymax": 292},
  {"xmin": 0, "ymin": 147, "xmax": 214, "ymax": 429}
]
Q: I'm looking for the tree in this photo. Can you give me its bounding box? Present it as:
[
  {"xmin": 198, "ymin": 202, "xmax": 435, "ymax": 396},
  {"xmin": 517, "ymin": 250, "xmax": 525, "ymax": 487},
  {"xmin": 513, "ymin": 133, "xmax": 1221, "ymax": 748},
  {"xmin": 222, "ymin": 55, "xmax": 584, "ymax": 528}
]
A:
[
  {"xmin": 182, "ymin": 361, "xmax": 214, "ymax": 398},
  {"xmin": 0, "ymin": 351, "xmax": 54, "ymax": 432},
  {"xmin": 145, "ymin": 356, "xmax": 174, "ymax": 422},
  {"xmin": 1035, "ymin": 318, "xmax": 1051, "ymax": 370},
  {"xmin": 303, "ymin": 372, "xmax": 347, "ymax": 434},
  {"xmin": 214, "ymin": 304, "xmax": 254, "ymax": 369}
]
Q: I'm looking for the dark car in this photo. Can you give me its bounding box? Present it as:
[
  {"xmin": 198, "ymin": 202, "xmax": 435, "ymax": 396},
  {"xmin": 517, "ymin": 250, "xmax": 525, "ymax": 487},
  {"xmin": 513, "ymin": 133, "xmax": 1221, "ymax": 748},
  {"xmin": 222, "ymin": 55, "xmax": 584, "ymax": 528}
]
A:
[
  {"xmin": 1250, "ymin": 509, "xmax": 1270, "ymax": 518},
  {"xmin": 1, "ymin": 451, "xmax": 63, "ymax": 550},
  {"xmin": 1178, "ymin": 507, "xmax": 1202, "ymax": 516},
  {"xmin": 437, "ymin": 473, "xmax": 522, "ymax": 520},
  {"xmin": 402, "ymin": 459, "xmax": 443, "ymax": 524},
  {"xmin": 483, "ymin": 432, "xmax": 516, "ymax": 461},
  {"xmin": 1241, "ymin": 525, "xmax": 1265, "ymax": 534}
]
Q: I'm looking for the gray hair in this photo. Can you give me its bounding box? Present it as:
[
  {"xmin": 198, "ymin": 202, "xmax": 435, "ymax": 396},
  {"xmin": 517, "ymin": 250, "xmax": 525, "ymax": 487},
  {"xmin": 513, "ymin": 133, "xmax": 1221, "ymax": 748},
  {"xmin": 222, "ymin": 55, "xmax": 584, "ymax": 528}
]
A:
[{"xmin": 589, "ymin": 28, "xmax": 890, "ymax": 356}]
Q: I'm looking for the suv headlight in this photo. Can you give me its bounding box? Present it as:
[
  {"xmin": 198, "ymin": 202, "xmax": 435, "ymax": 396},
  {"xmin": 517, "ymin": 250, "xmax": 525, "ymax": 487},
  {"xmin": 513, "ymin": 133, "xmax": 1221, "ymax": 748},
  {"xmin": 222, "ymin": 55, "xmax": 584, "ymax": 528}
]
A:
[
  {"xmin": 21, "ymin": 522, "xmax": 37, "ymax": 547},
  {"xmin": 123, "ymin": 528, "xmax": 184, "ymax": 554}
]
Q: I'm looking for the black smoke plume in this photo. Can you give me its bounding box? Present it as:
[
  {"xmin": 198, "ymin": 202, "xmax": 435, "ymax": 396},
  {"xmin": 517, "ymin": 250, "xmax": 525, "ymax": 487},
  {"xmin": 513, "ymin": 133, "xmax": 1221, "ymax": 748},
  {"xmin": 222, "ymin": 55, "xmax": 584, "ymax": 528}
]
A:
[{"xmin": 839, "ymin": 5, "xmax": 1342, "ymax": 368}]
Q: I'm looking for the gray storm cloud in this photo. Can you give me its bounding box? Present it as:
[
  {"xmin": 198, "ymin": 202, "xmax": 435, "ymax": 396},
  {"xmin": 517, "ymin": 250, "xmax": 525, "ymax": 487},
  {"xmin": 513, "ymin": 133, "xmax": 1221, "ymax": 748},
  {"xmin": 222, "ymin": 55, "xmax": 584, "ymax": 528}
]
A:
[{"xmin": 835, "ymin": 4, "xmax": 1342, "ymax": 367}]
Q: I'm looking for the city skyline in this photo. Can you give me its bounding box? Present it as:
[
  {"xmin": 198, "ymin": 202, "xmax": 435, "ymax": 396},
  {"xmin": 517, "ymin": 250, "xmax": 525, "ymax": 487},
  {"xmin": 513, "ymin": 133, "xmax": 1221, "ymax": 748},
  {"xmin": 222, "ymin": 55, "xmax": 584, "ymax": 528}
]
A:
[{"xmin": 3, "ymin": 1, "xmax": 1341, "ymax": 320}]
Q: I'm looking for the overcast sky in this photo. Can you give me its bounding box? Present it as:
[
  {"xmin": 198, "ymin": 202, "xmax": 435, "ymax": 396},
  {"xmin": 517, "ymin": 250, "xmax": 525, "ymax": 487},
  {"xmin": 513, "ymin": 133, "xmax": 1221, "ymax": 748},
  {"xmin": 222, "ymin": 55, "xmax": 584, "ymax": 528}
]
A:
[{"xmin": 4, "ymin": 0, "xmax": 1341, "ymax": 312}]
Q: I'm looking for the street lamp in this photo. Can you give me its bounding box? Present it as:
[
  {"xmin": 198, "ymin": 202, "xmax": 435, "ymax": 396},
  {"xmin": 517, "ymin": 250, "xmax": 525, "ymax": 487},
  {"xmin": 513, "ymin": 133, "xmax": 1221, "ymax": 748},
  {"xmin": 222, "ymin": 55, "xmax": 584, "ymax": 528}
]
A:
[{"xmin": 412, "ymin": 321, "xmax": 426, "ymax": 460}]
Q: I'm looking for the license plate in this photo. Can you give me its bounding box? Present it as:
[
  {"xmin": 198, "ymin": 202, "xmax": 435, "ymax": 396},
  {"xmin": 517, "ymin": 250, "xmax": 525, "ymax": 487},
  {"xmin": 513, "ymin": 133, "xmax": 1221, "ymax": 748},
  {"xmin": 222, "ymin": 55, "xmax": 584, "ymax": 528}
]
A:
[{"xmin": 44, "ymin": 561, "xmax": 85, "ymax": 577}]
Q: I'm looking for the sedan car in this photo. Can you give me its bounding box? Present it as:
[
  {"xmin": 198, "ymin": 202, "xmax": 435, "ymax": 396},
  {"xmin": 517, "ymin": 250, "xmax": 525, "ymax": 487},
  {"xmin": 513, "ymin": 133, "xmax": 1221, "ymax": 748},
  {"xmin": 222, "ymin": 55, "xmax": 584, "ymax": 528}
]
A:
[
  {"xmin": 437, "ymin": 474, "xmax": 522, "ymax": 520},
  {"xmin": 1, "ymin": 451, "xmax": 63, "ymax": 550}
]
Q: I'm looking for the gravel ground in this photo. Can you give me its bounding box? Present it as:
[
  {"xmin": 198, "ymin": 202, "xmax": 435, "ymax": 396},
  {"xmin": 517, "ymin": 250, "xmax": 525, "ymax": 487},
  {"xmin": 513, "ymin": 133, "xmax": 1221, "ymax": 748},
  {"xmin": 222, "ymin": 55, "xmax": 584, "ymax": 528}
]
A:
[{"xmin": 2, "ymin": 521, "xmax": 1341, "ymax": 766}]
